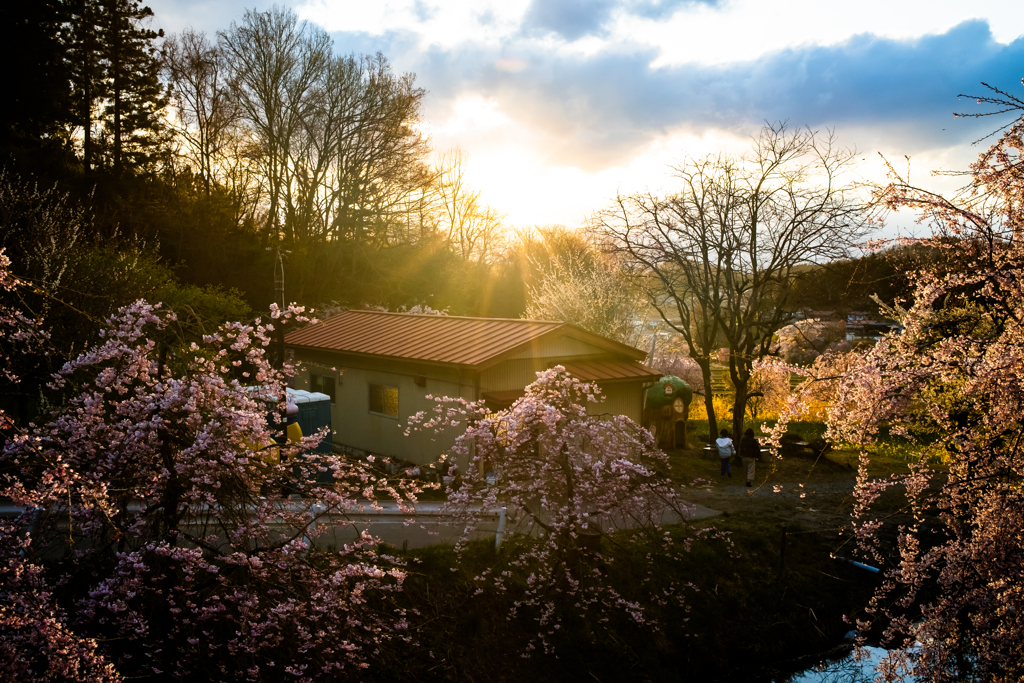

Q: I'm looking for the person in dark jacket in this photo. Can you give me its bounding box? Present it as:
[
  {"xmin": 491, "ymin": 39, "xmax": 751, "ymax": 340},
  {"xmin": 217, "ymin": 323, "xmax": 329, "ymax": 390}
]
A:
[{"xmin": 739, "ymin": 428, "xmax": 760, "ymax": 487}]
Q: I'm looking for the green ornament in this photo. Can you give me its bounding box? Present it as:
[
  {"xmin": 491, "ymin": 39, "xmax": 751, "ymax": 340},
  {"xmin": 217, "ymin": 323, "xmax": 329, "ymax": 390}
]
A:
[{"xmin": 645, "ymin": 376, "xmax": 692, "ymax": 409}]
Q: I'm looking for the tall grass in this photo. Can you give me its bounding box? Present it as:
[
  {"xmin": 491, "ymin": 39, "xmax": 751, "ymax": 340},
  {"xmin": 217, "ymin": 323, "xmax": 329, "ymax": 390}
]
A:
[{"xmin": 366, "ymin": 515, "xmax": 878, "ymax": 682}]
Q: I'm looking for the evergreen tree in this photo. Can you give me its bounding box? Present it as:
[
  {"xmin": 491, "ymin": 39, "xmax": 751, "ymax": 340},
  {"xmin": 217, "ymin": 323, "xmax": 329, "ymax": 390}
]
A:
[
  {"xmin": 65, "ymin": 0, "xmax": 105, "ymax": 175},
  {"xmin": 66, "ymin": 0, "xmax": 166, "ymax": 175},
  {"xmin": 0, "ymin": 0, "xmax": 73, "ymax": 163},
  {"xmin": 99, "ymin": 0, "xmax": 166, "ymax": 173}
]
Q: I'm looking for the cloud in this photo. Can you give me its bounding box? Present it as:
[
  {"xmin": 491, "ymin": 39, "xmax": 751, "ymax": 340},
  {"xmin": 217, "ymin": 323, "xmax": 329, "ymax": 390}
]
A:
[
  {"xmin": 151, "ymin": 0, "xmax": 287, "ymax": 37},
  {"xmin": 509, "ymin": 0, "xmax": 722, "ymax": 42},
  {"xmin": 630, "ymin": 0, "xmax": 720, "ymax": 21},
  {"xmin": 146, "ymin": 1, "xmax": 1024, "ymax": 225},
  {"xmin": 401, "ymin": 19, "xmax": 1024, "ymax": 171},
  {"xmin": 521, "ymin": 0, "xmax": 618, "ymax": 40}
]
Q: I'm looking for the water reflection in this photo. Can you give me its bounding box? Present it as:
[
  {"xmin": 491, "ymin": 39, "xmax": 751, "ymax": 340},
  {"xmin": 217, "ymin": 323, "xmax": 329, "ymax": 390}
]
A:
[{"xmin": 782, "ymin": 645, "xmax": 921, "ymax": 683}]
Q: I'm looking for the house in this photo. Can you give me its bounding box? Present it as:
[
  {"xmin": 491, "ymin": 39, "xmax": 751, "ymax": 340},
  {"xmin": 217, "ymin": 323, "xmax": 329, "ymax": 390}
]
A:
[
  {"xmin": 284, "ymin": 310, "xmax": 660, "ymax": 468},
  {"xmin": 845, "ymin": 310, "xmax": 902, "ymax": 340}
]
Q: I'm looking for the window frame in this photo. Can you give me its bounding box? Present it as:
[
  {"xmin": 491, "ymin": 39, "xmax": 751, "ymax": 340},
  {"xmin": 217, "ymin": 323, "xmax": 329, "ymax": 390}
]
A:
[
  {"xmin": 368, "ymin": 382, "xmax": 400, "ymax": 419},
  {"xmin": 309, "ymin": 372, "xmax": 337, "ymax": 404}
]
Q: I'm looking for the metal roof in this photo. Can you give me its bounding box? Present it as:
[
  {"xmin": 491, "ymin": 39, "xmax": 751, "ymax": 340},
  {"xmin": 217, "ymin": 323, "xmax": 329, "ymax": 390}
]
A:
[
  {"xmin": 561, "ymin": 360, "xmax": 661, "ymax": 383},
  {"xmin": 285, "ymin": 309, "xmax": 648, "ymax": 370}
]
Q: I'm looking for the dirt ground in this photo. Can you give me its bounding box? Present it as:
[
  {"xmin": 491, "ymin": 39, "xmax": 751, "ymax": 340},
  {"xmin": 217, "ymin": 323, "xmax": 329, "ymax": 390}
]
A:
[{"xmin": 669, "ymin": 446, "xmax": 866, "ymax": 545}]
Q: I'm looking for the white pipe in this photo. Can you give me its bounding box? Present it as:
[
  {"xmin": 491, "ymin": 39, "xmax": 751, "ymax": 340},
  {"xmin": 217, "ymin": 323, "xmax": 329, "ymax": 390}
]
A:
[
  {"xmin": 307, "ymin": 503, "xmax": 325, "ymax": 549},
  {"xmin": 495, "ymin": 506, "xmax": 507, "ymax": 551}
]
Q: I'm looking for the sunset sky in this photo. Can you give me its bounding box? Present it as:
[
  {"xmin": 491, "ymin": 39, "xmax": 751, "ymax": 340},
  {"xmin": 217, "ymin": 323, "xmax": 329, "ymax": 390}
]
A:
[{"xmin": 149, "ymin": 0, "xmax": 1024, "ymax": 232}]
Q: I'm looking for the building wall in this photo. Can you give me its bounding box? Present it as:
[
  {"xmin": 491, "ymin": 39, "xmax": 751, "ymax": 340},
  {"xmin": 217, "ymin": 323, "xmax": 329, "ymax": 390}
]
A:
[
  {"xmin": 480, "ymin": 359, "xmax": 645, "ymax": 422},
  {"xmin": 293, "ymin": 350, "xmax": 477, "ymax": 467},
  {"xmin": 480, "ymin": 358, "xmax": 547, "ymax": 393},
  {"xmin": 593, "ymin": 382, "xmax": 644, "ymax": 423},
  {"xmin": 292, "ymin": 348, "xmax": 649, "ymax": 467}
]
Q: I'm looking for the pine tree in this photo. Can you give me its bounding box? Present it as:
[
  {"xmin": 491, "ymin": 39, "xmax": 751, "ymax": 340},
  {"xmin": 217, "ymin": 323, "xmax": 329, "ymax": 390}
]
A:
[
  {"xmin": 65, "ymin": 0, "xmax": 105, "ymax": 174},
  {"xmin": 0, "ymin": 0, "xmax": 73, "ymax": 158},
  {"xmin": 99, "ymin": 0, "xmax": 166, "ymax": 174},
  {"xmin": 66, "ymin": 0, "xmax": 167, "ymax": 175}
]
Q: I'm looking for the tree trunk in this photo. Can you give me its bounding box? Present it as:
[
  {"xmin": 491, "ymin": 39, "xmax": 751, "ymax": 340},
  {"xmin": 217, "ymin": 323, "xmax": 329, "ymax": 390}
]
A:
[
  {"xmin": 83, "ymin": 73, "xmax": 92, "ymax": 174},
  {"xmin": 729, "ymin": 352, "xmax": 749, "ymax": 440},
  {"xmin": 731, "ymin": 382, "xmax": 747, "ymax": 444},
  {"xmin": 694, "ymin": 356, "xmax": 717, "ymax": 439}
]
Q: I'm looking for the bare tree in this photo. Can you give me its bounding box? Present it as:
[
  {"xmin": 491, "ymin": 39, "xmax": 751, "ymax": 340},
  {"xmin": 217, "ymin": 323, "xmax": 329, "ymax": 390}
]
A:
[
  {"xmin": 0, "ymin": 170, "xmax": 87, "ymax": 318},
  {"xmin": 163, "ymin": 28, "xmax": 240, "ymax": 198},
  {"xmin": 219, "ymin": 7, "xmax": 331, "ymax": 244},
  {"xmin": 433, "ymin": 148, "xmax": 506, "ymax": 262},
  {"xmin": 323, "ymin": 53, "xmax": 431, "ymax": 247},
  {"xmin": 220, "ymin": 10, "xmax": 431, "ymax": 250},
  {"xmin": 595, "ymin": 123, "xmax": 872, "ymax": 437},
  {"xmin": 593, "ymin": 156, "xmax": 733, "ymax": 434}
]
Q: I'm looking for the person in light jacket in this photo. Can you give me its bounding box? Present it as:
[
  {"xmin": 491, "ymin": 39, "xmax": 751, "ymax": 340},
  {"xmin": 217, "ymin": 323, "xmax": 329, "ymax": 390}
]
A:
[
  {"xmin": 739, "ymin": 428, "xmax": 760, "ymax": 487},
  {"xmin": 716, "ymin": 429, "xmax": 734, "ymax": 478}
]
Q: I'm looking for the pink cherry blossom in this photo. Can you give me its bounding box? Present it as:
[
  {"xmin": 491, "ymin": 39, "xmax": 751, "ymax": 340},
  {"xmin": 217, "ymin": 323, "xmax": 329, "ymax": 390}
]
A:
[
  {"xmin": 407, "ymin": 366, "xmax": 719, "ymax": 652},
  {"xmin": 0, "ymin": 261, "xmax": 418, "ymax": 681},
  {"xmin": 777, "ymin": 111, "xmax": 1024, "ymax": 682}
]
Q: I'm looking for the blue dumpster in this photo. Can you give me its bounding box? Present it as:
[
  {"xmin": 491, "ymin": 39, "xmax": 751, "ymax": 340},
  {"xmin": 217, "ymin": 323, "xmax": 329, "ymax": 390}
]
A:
[{"xmin": 287, "ymin": 388, "xmax": 333, "ymax": 454}]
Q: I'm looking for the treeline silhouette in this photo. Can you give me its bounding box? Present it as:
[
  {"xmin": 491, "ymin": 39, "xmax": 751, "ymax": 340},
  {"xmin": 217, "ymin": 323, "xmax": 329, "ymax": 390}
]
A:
[{"xmin": 0, "ymin": 1, "xmax": 577, "ymax": 346}]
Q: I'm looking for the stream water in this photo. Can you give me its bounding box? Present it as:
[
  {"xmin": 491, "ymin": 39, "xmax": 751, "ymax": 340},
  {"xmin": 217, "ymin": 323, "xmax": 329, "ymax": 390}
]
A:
[{"xmin": 785, "ymin": 645, "xmax": 921, "ymax": 683}]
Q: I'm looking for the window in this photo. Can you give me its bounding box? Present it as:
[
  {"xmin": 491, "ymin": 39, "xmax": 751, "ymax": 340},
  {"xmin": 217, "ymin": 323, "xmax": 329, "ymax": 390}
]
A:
[
  {"xmin": 368, "ymin": 383, "xmax": 399, "ymax": 418},
  {"xmin": 310, "ymin": 373, "xmax": 336, "ymax": 403}
]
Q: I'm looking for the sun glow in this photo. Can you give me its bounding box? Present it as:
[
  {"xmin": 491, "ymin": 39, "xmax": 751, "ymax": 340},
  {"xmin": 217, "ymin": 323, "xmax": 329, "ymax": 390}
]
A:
[{"xmin": 429, "ymin": 118, "xmax": 755, "ymax": 228}]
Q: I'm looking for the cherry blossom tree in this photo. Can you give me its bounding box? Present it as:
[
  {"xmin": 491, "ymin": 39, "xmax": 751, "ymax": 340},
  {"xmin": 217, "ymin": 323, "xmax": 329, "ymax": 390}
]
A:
[
  {"xmin": 774, "ymin": 318, "xmax": 850, "ymax": 366},
  {"xmin": 0, "ymin": 261, "xmax": 416, "ymax": 681},
  {"xmin": 776, "ymin": 101, "xmax": 1024, "ymax": 682},
  {"xmin": 1, "ymin": 249, "xmax": 120, "ymax": 682},
  {"xmin": 524, "ymin": 255, "xmax": 646, "ymax": 347},
  {"xmin": 408, "ymin": 367, "xmax": 712, "ymax": 651},
  {"xmin": 744, "ymin": 361, "xmax": 791, "ymax": 421}
]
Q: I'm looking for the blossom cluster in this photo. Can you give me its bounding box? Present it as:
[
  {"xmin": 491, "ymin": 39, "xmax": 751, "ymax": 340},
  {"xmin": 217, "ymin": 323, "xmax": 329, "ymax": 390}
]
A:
[
  {"xmin": 408, "ymin": 367, "xmax": 713, "ymax": 651},
  {"xmin": 776, "ymin": 114, "xmax": 1024, "ymax": 682},
  {"xmin": 0, "ymin": 264, "xmax": 416, "ymax": 682}
]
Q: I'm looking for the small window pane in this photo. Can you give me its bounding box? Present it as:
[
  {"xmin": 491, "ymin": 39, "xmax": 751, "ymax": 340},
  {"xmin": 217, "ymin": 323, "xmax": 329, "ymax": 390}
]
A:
[{"xmin": 369, "ymin": 384, "xmax": 399, "ymax": 417}]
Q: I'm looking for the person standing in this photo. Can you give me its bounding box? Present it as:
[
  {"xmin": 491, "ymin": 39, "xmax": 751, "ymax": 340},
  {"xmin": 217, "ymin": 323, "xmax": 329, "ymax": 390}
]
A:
[
  {"xmin": 716, "ymin": 429, "xmax": 735, "ymax": 478},
  {"xmin": 739, "ymin": 428, "xmax": 760, "ymax": 487}
]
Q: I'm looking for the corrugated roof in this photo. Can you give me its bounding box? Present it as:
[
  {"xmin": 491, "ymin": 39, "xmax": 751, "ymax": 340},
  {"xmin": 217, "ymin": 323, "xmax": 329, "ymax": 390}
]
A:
[
  {"xmin": 562, "ymin": 360, "xmax": 661, "ymax": 383},
  {"xmin": 285, "ymin": 309, "xmax": 646, "ymax": 369}
]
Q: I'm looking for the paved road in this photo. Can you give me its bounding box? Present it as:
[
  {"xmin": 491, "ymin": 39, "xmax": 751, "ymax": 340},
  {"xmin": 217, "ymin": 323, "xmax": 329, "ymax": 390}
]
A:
[
  {"xmin": 325, "ymin": 499, "xmax": 722, "ymax": 550},
  {"xmin": 1, "ymin": 500, "xmax": 722, "ymax": 551}
]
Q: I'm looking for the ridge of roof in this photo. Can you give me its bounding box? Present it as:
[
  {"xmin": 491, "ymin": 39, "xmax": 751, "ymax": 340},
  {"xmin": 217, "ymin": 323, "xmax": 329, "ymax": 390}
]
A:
[
  {"xmin": 285, "ymin": 309, "xmax": 647, "ymax": 368},
  {"xmin": 342, "ymin": 309, "xmax": 565, "ymax": 325}
]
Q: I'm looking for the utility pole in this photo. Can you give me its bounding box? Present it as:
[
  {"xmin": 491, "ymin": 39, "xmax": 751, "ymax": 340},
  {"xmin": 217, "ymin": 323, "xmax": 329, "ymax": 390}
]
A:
[
  {"xmin": 273, "ymin": 245, "xmax": 287, "ymax": 311},
  {"xmin": 269, "ymin": 246, "xmax": 290, "ymax": 370}
]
